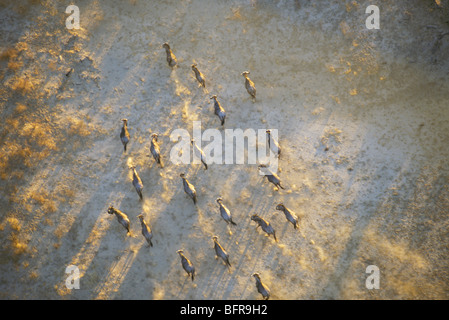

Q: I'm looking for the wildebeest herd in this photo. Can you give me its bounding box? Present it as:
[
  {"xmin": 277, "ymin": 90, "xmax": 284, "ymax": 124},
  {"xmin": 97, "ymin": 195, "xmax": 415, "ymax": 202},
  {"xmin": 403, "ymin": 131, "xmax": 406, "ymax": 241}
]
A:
[{"xmin": 106, "ymin": 42, "xmax": 301, "ymax": 300}]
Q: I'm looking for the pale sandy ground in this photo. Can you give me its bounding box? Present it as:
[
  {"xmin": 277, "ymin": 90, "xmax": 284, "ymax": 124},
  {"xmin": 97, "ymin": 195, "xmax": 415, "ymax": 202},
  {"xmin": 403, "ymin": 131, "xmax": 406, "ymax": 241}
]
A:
[{"xmin": 0, "ymin": 0, "xmax": 448, "ymax": 300}]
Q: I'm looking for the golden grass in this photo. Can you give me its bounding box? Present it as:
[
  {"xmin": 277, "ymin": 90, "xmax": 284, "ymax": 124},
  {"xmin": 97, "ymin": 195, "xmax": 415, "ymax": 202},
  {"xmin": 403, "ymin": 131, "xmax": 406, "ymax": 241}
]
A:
[
  {"xmin": 29, "ymin": 271, "xmax": 39, "ymax": 281},
  {"xmin": 5, "ymin": 117, "xmax": 20, "ymax": 130},
  {"xmin": 15, "ymin": 103, "xmax": 27, "ymax": 113},
  {"xmin": 15, "ymin": 41, "xmax": 28, "ymax": 52},
  {"xmin": 30, "ymin": 190, "xmax": 50, "ymax": 205},
  {"xmin": 43, "ymin": 201, "xmax": 58, "ymax": 213},
  {"xmin": 68, "ymin": 117, "xmax": 92, "ymax": 137},
  {"xmin": 6, "ymin": 217, "xmax": 22, "ymax": 231},
  {"xmin": 8, "ymin": 59, "xmax": 23, "ymax": 72},
  {"xmin": 29, "ymin": 189, "xmax": 59, "ymax": 214},
  {"xmin": 9, "ymin": 233, "xmax": 28, "ymax": 255},
  {"xmin": 48, "ymin": 61, "xmax": 60, "ymax": 71},
  {"xmin": 0, "ymin": 161, "xmax": 9, "ymax": 180},
  {"xmin": 1, "ymin": 47, "xmax": 25, "ymax": 73},
  {"xmin": 60, "ymin": 187, "xmax": 76, "ymax": 199},
  {"xmin": 10, "ymin": 77, "xmax": 35, "ymax": 94},
  {"xmin": 0, "ymin": 48, "xmax": 18, "ymax": 61},
  {"xmin": 23, "ymin": 122, "xmax": 58, "ymax": 150}
]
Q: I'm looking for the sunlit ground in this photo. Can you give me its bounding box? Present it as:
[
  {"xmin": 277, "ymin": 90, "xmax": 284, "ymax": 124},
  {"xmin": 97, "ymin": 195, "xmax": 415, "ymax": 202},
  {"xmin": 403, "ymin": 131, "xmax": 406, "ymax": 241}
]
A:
[{"xmin": 0, "ymin": 0, "xmax": 448, "ymax": 299}]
